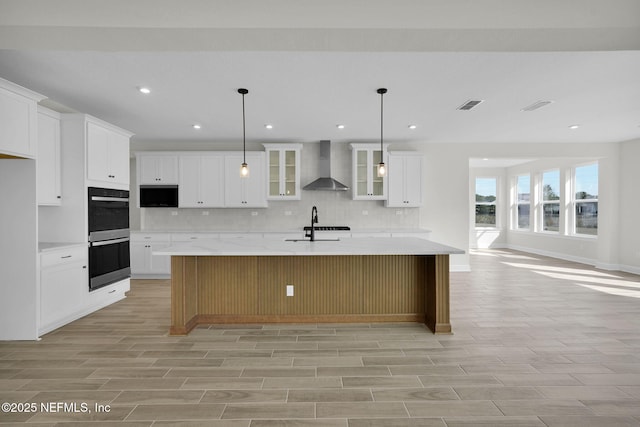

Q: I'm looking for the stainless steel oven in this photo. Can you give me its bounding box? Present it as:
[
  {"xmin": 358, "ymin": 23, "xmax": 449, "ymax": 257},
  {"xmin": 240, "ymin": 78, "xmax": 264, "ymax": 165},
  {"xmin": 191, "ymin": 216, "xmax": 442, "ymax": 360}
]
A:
[{"xmin": 88, "ymin": 187, "xmax": 131, "ymax": 291}]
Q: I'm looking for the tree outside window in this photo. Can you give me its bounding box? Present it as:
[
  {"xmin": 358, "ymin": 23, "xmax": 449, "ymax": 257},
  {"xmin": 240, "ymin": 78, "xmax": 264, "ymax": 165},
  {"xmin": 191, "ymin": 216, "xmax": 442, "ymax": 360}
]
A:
[
  {"xmin": 541, "ymin": 170, "xmax": 560, "ymax": 232},
  {"xmin": 475, "ymin": 177, "xmax": 497, "ymax": 227}
]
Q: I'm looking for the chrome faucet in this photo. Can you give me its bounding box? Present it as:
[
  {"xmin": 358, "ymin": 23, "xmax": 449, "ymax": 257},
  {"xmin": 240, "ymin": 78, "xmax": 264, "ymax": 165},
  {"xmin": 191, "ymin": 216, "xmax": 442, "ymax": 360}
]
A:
[{"xmin": 310, "ymin": 206, "xmax": 318, "ymax": 241}]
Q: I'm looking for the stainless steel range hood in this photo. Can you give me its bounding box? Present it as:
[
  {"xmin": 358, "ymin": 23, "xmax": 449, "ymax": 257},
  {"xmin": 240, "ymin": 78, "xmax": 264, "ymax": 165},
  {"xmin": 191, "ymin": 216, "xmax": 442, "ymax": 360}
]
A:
[{"xmin": 303, "ymin": 140, "xmax": 349, "ymax": 191}]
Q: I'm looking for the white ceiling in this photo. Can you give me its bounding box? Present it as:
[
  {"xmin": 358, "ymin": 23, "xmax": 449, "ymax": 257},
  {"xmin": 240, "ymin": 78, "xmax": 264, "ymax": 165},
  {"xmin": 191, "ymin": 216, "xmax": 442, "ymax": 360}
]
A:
[{"xmin": 1, "ymin": 0, "xmax": 639, "ymax": 146}]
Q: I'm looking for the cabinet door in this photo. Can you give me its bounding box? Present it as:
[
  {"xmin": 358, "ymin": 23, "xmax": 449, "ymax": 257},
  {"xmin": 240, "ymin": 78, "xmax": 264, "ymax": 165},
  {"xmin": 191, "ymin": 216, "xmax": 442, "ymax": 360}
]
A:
[
  {"xmin": 224, "ymin": 154, "xmax": 267, "ymax": 207},
  {"xmin": 87, "ymin": 122, "xmax": 130, "ymax": 185},
  {"xmin": 265, "ymin": 147, "xmax": 300, "ymax": 200},
  {"xmin": 139, "ymin": 155, "xmax": 178, "ymax": 184},
  {"xmin": 403, "ymin": 155, "xmax": 423, "ymax": 206},
  {"xmin": 352, "ymin": 147, "xmax": 386, "ymax": 200},
  {"xmin": 108, "ymin": 132, "xmax": 130, "ymax": 185},
  {"xmin": 0, "ymin": 86, "xmax": 36, "ymax": 158},
  {"xmin": 178, "ymin": 156, "xmax": 202, "ymax": 207},
  {"xmin": 86, "ymin": 122, "xmax": 110, "ymax": 182},
  {"xmin": 386, "ymin": 155, "xmax": 405, "ymax": 207},
  {"xmin": 130, "ymin": 241, "xmax": 150, "ymax": 274},
  {"xmin": 40, "ymin": 261, "xmax": 86, "ymax": 328},
  {"xmin": 149, "ymin": 242, "xmax": 171, "ymax": 274},
  {"xmin": 37, "ymin": 112, "xmax": 61, "ymax": 205},
  {"xmin": 199, "ymin": 155, "xmax": 224, "ymax": 207}
]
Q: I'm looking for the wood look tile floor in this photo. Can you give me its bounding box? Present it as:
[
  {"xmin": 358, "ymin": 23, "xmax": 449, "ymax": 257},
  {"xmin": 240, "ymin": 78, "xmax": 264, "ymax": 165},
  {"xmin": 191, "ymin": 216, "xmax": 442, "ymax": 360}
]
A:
[{"xmin": 2, "ymin": 249, "xmax": 640, "ymax": 426}]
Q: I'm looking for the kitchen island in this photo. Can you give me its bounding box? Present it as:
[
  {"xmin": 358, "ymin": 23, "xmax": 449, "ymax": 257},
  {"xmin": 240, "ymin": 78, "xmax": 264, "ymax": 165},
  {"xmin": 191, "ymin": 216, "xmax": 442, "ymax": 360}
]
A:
[{"xmin": 155, "ymin": 236, "xmax": 464, "ymax": 335}]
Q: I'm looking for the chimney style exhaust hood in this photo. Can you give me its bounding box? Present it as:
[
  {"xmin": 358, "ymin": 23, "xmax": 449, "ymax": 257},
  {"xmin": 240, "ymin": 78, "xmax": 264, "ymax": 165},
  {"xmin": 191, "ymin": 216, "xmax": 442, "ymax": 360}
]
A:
[{"xmin": 303, "ymin": 140, "xmax": 349, "ymax": 191}]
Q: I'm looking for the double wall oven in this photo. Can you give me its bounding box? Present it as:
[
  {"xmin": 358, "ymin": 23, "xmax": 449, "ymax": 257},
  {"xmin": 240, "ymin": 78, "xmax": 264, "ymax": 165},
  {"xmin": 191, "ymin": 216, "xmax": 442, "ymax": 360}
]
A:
[{"xmin": 88, "ymin": 187, "xmax": 131, "ymax": 291}]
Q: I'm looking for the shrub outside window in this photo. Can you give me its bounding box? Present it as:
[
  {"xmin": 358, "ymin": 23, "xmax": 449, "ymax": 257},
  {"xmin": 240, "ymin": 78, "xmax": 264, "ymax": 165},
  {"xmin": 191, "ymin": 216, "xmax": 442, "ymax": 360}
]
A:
[
  {"xmin": 476, "ymin": 177, "xmax": 497, "ymax": 227},
  {"xmin": 541, "ymin": 170, "xmax": 560, "ymax": 232},
  {"xmin": 574, "ymin": 163, "xmax": 598, "ymax": 235},
  {"xmin": 516, "ymin": 174, "xmax": 531, "ymax": 230}
]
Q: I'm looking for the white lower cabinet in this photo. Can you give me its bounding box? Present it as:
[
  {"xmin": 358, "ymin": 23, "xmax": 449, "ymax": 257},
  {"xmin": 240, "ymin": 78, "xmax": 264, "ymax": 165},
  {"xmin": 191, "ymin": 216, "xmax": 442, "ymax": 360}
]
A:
[
  {"xmin": 39, "ymin": 246, "xmax": 87, "ymax": 334},
  {"xmin": 131, "ymin": 233, "xmax": 171, "ymax": 277}
]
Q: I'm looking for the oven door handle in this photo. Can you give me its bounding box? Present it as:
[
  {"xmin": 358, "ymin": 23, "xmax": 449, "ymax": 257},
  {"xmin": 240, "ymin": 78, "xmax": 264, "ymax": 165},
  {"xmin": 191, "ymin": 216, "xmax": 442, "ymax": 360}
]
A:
[
  {"xmin": 91, "ymin": 237, "xmax": 130, "ymax": 247},
  {"xmin": 91, "ymin": 196, "xmax": 129, "ymax": 202}
]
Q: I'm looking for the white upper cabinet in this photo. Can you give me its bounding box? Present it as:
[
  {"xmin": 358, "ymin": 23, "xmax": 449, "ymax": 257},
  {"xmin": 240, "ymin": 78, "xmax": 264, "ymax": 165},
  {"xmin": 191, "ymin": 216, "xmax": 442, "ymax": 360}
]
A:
[
  {"xmin": 0, "ymin": 78, "xmax": 44, "ymax": 159},
  {"xmin": 385, "ymin": 152, "xmax": 424, "ymax": 207},
  {"xmin": 37, "ymin": 107, "xmax": 62, "ymax": 205},
  {"xmin": 263, "ymin": 143, "xmax": 302, "ymax": 200},
  {"xmin": 349, "ymin": 143, "xmax": 388, "ymax": 200},
  {"xmin": 179, "ymin": 154, "xmax": 224, "ymax": 207},
  {"xmin": 224, "ymin": 152, "xmax": 267, "ymax": 207},
  {"xmin": 86, "ymin": 120, "xmax": 132, "ymax": 186},
  {"xmin": 138, "ymin": 154, "xmax": 179, "ymax": 184}
]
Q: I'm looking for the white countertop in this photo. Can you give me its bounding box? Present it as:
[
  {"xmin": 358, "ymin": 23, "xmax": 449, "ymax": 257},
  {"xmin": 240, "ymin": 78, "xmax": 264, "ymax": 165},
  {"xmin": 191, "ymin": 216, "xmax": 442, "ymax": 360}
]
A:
[{"xmin": 154, "ymin": 236, "xmax": 463, "ymax": 257}]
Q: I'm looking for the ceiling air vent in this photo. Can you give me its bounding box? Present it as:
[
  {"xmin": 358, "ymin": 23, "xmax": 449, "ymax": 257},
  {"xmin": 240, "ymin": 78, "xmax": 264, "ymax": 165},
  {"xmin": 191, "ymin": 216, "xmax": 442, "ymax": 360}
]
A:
[
  {"xmin": 521, "ymin": 100, "xmax": 554, "ymax": 112},
  {"xmin": 457, "ymin": 100, "xmax": 484, "ymax": 111}
]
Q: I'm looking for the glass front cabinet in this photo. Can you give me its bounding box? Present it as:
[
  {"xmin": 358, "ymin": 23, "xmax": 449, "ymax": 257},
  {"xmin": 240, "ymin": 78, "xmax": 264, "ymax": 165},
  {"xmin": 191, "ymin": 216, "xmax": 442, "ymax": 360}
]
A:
[
  {"xmin": 349, "ymin": 143, "xmax": 389, "ymax": 200},
  {"xmin": 263, "ymin": 143, "xmax": 302, "ymax": 200}
]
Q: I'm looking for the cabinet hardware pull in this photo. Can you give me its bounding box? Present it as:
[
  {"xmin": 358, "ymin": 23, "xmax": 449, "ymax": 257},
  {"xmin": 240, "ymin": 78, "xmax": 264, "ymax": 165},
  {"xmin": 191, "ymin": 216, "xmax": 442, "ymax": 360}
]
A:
[
  {"xmin": 108, "ymin": 289, "xmax": 116, "ymax": 294},
  {"xmin": 61, "ymin": 255, "xmax": 72, "ymax": 259}
]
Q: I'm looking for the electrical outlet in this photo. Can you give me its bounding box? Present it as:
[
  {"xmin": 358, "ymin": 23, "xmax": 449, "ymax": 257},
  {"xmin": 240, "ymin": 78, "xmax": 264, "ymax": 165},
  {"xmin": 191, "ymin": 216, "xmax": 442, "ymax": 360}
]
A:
[
  {"xmin": 284, "ymin": 211, "xmax": 292, "ymax": 216},
  {"xmin": 202, "ymin": 211, "xmax": 209, "ymax": 216},
  {"xmin": 396, "ymin": 210, "xmax": 402, "ymax": 215},
  {"xmin": 171, "ymin": 211, "xmax": 178, "ymax": 216},
  {"xmin": 286, "ymin": 285, "xmax": 294, "ymax": 297},
  {"xmin": 251, "ymin": 211, "xmax": 258, "ymax": 216},
  {"xmin": 362, "ymin": 210, "xmax": 368, "ymax": 216}
]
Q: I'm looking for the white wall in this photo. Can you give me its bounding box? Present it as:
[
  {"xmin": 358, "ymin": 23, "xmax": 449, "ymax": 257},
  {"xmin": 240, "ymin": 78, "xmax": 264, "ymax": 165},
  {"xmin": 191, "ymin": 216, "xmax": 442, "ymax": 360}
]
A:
[
  {"xmin": 0, "ymin": 159, "xmax": 39, "ymax": 340},
  {"xmin": 619, "ymin": 138, "xmax": 640, "ymax": 274}
]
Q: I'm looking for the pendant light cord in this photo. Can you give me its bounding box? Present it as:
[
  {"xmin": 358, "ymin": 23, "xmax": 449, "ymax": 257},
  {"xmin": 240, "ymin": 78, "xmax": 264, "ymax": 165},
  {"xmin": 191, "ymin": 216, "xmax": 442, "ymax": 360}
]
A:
[{"xmin": 242, "ymin": 91, "xmax": 246, "ymax": 164}]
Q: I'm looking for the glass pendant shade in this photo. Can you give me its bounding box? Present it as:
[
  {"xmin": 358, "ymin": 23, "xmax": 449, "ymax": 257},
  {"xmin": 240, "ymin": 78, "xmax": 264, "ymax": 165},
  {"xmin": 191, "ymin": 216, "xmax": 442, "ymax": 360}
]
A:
[
  {"xmin": 240, "ymin": 162, "xmax": 249, "ymax": 177},
  {"xmin": 377, "ymin": 162, "xmax": 386, "ymax": 177}
]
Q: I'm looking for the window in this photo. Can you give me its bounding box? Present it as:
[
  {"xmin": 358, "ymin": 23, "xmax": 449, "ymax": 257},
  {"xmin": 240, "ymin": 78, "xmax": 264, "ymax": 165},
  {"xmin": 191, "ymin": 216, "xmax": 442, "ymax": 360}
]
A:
[
  {"xmin": 541, "ymin": 170, "xmax": 560, "ymax": 232},
  {"xmin": 516, "ymin": 174, "xmax": 531, "ymax": 230},
  {"xmin": 475, "ymin": 177, "xmax": 497, "ymax": 227},
  {"xmin": 574, "ymin": 163, "xmax": 598, "ymax": 235}
]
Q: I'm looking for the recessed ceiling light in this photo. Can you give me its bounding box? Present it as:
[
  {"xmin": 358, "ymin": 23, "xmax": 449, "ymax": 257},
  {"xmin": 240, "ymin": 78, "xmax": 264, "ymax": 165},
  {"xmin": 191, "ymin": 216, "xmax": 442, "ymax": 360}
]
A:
[
  {"xmin": 569, "ymin": 124, "xmax": 580, "ymax": 129},
  {"xmin": 192, "ymin": 124, "xmax": 201, "ymax": 130},
  {"xmin": 408, "ymin": 124, "xmax": 417, "ymax": 129},
  {"xmin": 336, "ymin": 124, "xmax": 345, "ymax": 129},
  {"xmin": 264, "ymin": 124, "xmax": 273, "ymax": 129},
  {"xmin": 138, "ymin": 86, "xmax": 151, "ymax": 94},
  {"xmin": 483, "ymin": 158, "xmax": 489, "ymax": 161}
]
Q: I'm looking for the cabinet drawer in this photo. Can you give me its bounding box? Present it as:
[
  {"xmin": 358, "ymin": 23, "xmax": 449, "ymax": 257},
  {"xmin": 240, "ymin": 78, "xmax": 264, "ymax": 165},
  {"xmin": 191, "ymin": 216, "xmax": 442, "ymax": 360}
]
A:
[
  {"xmin": 41, "ymin": 246, "xmax": 87, "ymax": 269},
  {"xmin": 131, "ymin": 233, "xmax": 171, "ymax": 243}
]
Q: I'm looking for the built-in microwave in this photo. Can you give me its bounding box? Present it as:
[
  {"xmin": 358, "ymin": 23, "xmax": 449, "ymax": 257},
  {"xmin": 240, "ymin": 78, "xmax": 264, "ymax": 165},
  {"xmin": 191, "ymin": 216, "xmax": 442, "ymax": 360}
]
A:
[{"xmin": 139, "ymin": 185, "xmax": 179, "ymax": 208}]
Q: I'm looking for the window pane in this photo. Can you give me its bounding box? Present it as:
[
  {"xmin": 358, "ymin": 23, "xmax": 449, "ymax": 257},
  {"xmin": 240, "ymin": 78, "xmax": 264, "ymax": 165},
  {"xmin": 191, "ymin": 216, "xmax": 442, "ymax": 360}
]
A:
[
  {"xmin": 476, "ymin": 178, "xmax": 496, "ymax": 202},
  {"xmin": 575, "ymin": 201, "xmax": 598, "ymax": 235},
  {"xmin": 575, "ymin": 163, "xmax": 598, "ymax": 200},
  {"xmin": 476, "ymin": 204, "xmax": 496, "ymax": 227},
  {"xmin": 542, "ymin": 170, "xmax": 560, "ymax": 201},
  {"xmin": 518, "ymin": 204, "xmax": 530, "ymax": 229},
  {"xmin": 517, "ymin": 175, "xmax": 530, "ymax": 202},
  {"xmin": 543, "ymin": 203, "xmax": 560, "ymax": 232}
]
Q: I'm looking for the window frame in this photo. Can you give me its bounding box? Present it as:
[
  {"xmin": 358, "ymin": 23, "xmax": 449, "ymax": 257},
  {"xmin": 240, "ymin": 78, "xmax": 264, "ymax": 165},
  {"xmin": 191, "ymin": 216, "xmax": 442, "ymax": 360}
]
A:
[{"xmin": 539, "ymin": 168, "xmax": 561, "ymax": 234}]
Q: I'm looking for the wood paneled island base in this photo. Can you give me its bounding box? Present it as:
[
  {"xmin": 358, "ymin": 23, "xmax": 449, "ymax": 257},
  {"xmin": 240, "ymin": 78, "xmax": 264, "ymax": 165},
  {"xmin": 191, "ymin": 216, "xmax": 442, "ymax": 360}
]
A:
[{"xmin": 170, "ymin": 254, "xmax": 451, "ymax": 335}]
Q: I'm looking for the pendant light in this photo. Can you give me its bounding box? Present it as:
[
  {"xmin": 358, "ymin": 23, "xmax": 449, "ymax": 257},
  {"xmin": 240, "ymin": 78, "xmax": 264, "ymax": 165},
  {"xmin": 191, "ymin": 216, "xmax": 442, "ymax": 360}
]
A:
[
  {"xmin": 377, "ymin": 88, "xmax": 387, "ymax": 177},
  {"xmin": 238, "ymin": 88, "xmax": 249, "ymax": 177}
]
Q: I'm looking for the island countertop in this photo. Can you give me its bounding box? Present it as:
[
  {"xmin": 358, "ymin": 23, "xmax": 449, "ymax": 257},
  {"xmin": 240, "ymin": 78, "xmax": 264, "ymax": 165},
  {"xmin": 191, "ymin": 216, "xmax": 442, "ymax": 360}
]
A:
[{"xmin": 154, "ymin": 236, "xmax": 464, "ymax": 257}]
